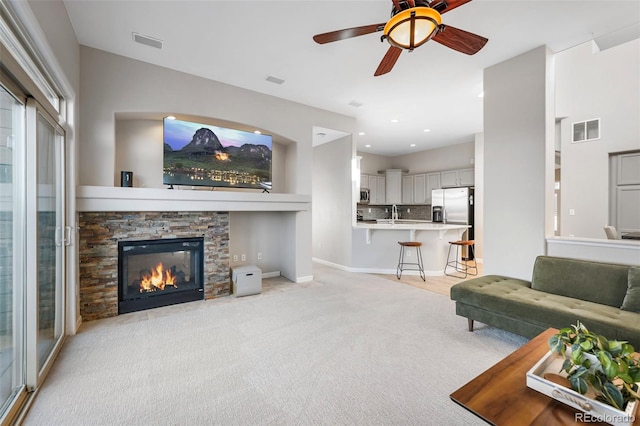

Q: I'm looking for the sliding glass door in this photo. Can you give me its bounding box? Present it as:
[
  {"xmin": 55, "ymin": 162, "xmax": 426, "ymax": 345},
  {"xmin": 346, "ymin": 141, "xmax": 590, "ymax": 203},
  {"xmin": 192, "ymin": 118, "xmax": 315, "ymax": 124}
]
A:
[
  {"xmin": 0, "ymin": 2, "xmax": 69, "ymax": 420},
  {"xmin": 27, "ymin": 99, "xmax": 65, "ymax": 384},
  {"xmin": 0, "ymin": 85, "xmax": 27, "ymax": 418}
]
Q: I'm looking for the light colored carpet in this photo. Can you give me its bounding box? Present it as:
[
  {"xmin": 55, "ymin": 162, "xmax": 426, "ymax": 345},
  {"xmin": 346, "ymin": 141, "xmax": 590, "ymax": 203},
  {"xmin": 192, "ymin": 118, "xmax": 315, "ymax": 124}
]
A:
[{"xmin": 23, "ymin": 263, "xmax": 527, "ymax": 426}]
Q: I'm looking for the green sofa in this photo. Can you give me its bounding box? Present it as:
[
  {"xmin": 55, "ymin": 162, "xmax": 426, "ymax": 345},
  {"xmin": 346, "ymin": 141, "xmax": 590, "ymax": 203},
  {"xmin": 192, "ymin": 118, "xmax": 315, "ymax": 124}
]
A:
[{"xmin": 450, "ymin": 256, "xmax": 640, "ymax": 348}]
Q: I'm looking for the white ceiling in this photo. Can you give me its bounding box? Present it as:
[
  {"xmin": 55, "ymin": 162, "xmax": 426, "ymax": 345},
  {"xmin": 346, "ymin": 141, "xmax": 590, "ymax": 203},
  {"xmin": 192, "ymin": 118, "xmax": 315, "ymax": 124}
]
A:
[{"xmin": 62, "ymin": 0, "xmax": 640, "ymax": 156}]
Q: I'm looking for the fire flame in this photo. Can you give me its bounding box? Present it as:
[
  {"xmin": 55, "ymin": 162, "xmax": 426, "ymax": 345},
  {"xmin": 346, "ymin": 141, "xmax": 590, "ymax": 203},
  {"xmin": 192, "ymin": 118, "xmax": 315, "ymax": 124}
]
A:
[
  {"xmin": 215, "ymin": 151, "xmax": 229, "ymax": 161},
  {"xmin": 140, "ymin": 262, "xmax": 177, "ymax": 292}
]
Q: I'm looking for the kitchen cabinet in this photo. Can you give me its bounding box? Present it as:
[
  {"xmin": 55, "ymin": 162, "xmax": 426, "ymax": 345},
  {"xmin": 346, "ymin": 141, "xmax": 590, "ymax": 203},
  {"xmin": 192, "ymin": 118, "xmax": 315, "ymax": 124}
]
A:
[
  {"xmin": 413, "ymin": 174, "xmax": 427, "ymax": 204},
  {"xmin": 374, "ymin": 175, "xmax": 386, "ymax": 204},
  {"xmin": 360, "ymin": 173, "xmax": 370, "ymax": 190},
  {"xmin": 385, "ymin": 169, "xmax": 403, "ymax": 204},
  {"xmin": 360, "ymin": 173, "xmax": 386, "ymax": 204},
  {"xmin": 425, "ymin": 172, "xmax": 441, "ymax": 204},
  {"xmin": 441, "ymin": 168, "xmax": 474, "ymax": 187},
  {"xmin": 402, "ymin": 175, "xmax": 414, "ymax": 204},
  {"xmin": 400, "ymin": 173, "xmax": 428, "ymax": 205},
  {"xmin": 368, "ymin": 175, "xmax": 378, "ymax": 201}
]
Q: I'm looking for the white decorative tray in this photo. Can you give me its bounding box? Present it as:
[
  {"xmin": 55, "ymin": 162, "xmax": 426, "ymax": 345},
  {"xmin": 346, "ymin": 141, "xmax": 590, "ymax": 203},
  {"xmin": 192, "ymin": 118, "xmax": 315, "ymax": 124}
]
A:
[{"xmin": 526, "ymin": 351, "xmax": 638, "ymax": 426}]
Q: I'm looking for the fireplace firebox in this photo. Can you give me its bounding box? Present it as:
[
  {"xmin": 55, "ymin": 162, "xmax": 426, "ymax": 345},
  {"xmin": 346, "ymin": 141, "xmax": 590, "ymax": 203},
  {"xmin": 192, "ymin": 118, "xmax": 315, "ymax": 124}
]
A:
[{"xmin": 118, "ymin": 237, "xmax": 204, "ymax": 314}]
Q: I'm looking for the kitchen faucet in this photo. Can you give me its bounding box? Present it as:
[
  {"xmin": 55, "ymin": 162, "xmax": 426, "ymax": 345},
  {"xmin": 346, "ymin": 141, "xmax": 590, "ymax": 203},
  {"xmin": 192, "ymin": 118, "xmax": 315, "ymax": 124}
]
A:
[{"xmin": 391, "ymin": 204, "xmax": 398, "ymax": 224}]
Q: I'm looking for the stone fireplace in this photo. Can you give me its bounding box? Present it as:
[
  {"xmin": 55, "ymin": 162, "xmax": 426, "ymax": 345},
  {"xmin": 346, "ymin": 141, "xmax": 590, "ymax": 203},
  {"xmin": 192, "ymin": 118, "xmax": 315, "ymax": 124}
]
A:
[{"xmin": 78, "ymin": 211, "xmax": 229, "ymax": 321}]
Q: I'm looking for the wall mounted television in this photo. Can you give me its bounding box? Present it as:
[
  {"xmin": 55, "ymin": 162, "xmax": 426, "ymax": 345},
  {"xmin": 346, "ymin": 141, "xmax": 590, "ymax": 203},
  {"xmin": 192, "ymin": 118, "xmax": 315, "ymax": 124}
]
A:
[{"xmin": 163, "ymin": 118, "xmax": 272, "ymax": 190}]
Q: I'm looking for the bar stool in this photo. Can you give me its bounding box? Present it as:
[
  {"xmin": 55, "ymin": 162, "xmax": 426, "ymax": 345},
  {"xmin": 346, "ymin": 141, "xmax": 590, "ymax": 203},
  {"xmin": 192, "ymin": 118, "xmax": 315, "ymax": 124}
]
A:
[
  {"xmin": 396, "ymin": 241, "xmax": 425, "ymax": 281},
  {"xmin": 444, "ymin": 240, "xmax": 477, "ymax": 278}
]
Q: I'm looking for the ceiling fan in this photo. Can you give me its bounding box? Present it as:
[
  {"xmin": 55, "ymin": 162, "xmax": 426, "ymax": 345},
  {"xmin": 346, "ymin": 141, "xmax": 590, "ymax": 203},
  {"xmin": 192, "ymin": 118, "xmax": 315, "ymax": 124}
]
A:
[{"xmin": 312, "ymin": 0, "xmax": 488, "ymax": 76}]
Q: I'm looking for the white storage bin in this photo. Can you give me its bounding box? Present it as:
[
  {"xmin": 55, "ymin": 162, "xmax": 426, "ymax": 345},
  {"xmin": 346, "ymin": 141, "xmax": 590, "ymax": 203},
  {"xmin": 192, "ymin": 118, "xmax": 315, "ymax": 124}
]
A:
[{"xmin": 231, "ymin": 265, "xmax": 262, "ymax": 297}]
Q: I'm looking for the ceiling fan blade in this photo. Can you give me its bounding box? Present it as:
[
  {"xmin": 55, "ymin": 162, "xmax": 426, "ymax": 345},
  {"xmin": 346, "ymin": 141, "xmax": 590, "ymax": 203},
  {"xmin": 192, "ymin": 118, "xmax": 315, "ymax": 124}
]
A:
[
  {"xmin": 313, "ymin": 23, "xmax": 386, "ymax": 44},
  {"xmin": 374, "ymin": 46, "xmax": 403, "ymax": 76},
  {"xmin": 428, "ymin": 0, "xmax": 473, "ymax": 14},
  {"xmin": 432, "ymin": 25, "xmax": 488, "ymax": 55}
]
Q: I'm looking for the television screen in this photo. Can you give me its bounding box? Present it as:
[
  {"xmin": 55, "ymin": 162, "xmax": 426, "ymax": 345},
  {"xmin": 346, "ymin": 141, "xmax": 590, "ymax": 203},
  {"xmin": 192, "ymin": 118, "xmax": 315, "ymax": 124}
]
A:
[{"xmin": 163, "ymin": 118, "xmax": 272, "ymax": 190}]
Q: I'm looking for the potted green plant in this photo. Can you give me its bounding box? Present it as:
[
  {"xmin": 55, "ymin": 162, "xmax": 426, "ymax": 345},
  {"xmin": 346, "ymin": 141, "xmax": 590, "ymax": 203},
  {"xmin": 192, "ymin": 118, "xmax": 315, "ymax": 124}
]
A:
[{"xmin": 548, "ymin": 321, "xmax": 640, "ymax": 411}]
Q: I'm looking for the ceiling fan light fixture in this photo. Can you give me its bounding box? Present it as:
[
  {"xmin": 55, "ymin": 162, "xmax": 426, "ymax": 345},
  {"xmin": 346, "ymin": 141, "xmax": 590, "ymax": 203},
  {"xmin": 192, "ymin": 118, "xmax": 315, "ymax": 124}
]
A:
[{"xmin": 382, "ymin": 7, "xmax": 442, "ymax": 51}]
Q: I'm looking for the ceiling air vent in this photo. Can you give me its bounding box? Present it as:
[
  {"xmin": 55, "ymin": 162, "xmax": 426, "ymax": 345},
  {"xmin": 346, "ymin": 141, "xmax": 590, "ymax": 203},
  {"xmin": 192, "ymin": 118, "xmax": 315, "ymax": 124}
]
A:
[
  {"xmin": 132, "ymin": 32, "xmax": 163, "ymax": 50},
  {"xmin": 572, "ymin": 118, "xmax": 600, "ymax": 143},
  {"xmin": 348, "ymin": 100, "xmax": 363, "ymax": 108},
  {"xmin": 265, "ymin": 76, "xmax": 285, "ymax": 85}
]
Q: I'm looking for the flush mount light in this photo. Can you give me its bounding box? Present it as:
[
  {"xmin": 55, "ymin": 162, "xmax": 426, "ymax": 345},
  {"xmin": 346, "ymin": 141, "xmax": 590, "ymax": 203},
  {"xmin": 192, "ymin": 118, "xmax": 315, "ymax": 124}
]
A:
[{"xmin": 381, "ymin": 6, "xmax": 442, "ymax": 51}]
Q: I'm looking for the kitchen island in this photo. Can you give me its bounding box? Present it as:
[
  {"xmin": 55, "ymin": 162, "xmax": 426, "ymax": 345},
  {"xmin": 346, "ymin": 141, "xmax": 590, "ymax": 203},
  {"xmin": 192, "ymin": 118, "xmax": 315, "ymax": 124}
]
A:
[{"xmin": 352, "ymin": 220, "xmax": 470, "ymax": 276}]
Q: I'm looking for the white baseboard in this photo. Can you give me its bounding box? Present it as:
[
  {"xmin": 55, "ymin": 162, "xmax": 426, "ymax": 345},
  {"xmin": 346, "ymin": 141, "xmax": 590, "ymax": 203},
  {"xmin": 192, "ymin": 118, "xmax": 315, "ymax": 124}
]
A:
[
  {"xmin": 312, "ymin": 258, "xmax": 445, "ymax": 276},
  {"xmin": 296, "ymin": 275, "xmax": 314, "ymax": 283},
  {"xmin": 262, "ymin": 271, "xmax": 281, "ymax": 279},
  {"xmin": 312, "ymin": 257, "xmax": 352, "ymax": 272}
]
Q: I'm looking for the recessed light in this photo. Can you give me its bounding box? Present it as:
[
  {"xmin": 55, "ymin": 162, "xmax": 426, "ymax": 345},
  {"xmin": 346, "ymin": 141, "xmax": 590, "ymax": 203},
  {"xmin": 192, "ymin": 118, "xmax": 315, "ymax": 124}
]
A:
[
  {"xmin": 165, "ymin": 115, "xmax": 176, "ymax": 120},
  {"xmin": 359, "ymin": 132, "xmax": 365, "ymax": 136},
  {"xmin": 423, "ymin": 128, "xmax": 431, "ymax": 132},
  {"xmin": 410, "ymin": 144, "xmax": 416, "ymax": 147},
  {"xmin": 254, "ymin": 130, "xmax": 262, "ymax": 134},
  {"xmin": 478, "ymin": 91, "xmax": 484, "ymax": 98},
  {"xmin": 317, "ymin": 132, "xmax": 326, "ymax": 137},
  {"xmin": 391, "ymin": 119, "xmax": 399, "ymax": 123},
  {"xmin": 365, "ymin": 144, "xmax": 371, "ymax": 148}
]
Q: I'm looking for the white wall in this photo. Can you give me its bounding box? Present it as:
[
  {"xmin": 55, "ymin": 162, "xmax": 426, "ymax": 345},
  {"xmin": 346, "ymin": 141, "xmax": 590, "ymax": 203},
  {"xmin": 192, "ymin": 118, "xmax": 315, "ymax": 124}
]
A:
[
  {"xmin": 359, "ymin": 142, "xmax": 475, "ymax": 176},
  {"xmin": 391, "ymin": 141, "xmax": 475, "ymax": 173},
  {"xmin": 79, "ymin": 46, "xmax": 357, "ymax": 282},
  {"xmin": 312, "ymin": 136, "xmax": 353, "ymax": 266},
  {"xmin": 556, "ymin": 39, "xmax": 640, "ymax": 239},
  {"xmin": 358, "ymin": 152, "xmax": 392, "ymax": 175},
  {"xmin": 115, "ymin": 120, "xmax": 162, "ymax": 188},
  {"xmin": 483, "ymin": 46, "xmax": 555, "ymax": 280},
  {"xmin": 547, "ymin": 237, "xmax": 640, "ymax": 266},
  {"xmin": 474, "ymin": 132, "xmax": 484, "ymax": 261}
]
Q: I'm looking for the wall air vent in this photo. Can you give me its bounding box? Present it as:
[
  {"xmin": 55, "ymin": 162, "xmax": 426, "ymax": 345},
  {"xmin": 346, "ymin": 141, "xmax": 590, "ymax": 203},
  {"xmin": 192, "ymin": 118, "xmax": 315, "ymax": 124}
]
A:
[
  {"xmin": 132, "ymin": 32, "xmax": 163, "ymax": 50},
  {"xmin": 572, "ymin": 118, "xmax": 600, "ymax": 143}
]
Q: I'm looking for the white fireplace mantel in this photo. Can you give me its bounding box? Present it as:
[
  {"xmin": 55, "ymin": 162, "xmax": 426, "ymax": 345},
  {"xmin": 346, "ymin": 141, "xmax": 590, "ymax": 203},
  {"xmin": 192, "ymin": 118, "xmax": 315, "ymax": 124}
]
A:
[{"xmin": 76, "ymin": 185, "xmax": 311, "ymax": 212}]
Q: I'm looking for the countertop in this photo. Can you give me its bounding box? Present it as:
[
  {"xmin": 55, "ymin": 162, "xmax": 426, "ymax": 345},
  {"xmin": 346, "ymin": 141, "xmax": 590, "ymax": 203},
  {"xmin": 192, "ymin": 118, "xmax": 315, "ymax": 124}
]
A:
[{"xmin": 354, "ymin": 220, "xmax": 468, "ymax": 230}]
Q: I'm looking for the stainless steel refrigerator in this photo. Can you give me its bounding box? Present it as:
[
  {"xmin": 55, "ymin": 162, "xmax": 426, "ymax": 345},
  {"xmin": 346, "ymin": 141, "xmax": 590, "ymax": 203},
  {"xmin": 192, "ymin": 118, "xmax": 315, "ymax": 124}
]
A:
[{"xmin": 431, "ymin": 187, "xmax": 474, "ymax": 259}]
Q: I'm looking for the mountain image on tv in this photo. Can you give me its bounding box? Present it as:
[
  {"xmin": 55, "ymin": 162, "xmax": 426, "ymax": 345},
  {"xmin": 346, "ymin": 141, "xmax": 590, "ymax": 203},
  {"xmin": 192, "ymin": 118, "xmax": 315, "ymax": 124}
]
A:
[{"xmin": 163, "ymin": 118, "xmax": 272, "ymax": 189}]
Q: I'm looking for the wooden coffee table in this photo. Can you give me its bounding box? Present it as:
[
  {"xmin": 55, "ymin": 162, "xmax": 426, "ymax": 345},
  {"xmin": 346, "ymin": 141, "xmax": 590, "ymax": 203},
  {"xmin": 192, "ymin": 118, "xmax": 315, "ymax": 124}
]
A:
[{"xmin": 450, "ymin": 328, "xmax": 639, "ymax": 425}]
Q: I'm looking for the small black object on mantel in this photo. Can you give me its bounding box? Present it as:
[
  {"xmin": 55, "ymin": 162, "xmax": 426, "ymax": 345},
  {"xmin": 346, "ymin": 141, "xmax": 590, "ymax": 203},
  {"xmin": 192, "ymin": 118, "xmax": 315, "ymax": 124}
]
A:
[{"xmin": 120, "ymin": 171, "xmax": 133, "ymax": 187}]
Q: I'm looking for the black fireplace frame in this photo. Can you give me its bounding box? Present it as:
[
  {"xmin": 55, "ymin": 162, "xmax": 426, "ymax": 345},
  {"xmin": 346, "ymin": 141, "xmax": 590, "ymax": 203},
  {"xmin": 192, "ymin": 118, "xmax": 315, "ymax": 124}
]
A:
[{"xmin": 117, "ymin": 237, "xmax": 205, "ymax": 314}]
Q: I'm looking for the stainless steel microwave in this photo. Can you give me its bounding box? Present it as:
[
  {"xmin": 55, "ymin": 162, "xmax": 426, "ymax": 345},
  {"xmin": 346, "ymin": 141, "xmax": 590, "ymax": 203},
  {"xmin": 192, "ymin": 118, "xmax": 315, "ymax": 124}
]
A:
[{"xmin": 359, "ymin": 188, "xmax": 370, "ymax": 204}]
